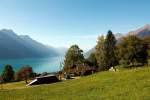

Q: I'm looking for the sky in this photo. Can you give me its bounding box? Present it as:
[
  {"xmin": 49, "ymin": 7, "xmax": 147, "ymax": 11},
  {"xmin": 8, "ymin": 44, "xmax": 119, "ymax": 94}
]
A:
[{"xmin": 0, "ymin": 0, "xmax": 149, "ymax": 51}]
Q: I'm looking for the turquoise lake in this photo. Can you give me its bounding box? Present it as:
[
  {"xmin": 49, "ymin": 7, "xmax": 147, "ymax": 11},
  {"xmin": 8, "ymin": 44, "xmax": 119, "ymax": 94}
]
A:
[{"xmin": 0, "ymin": 56, "xmax": 64, "ymax": 74}]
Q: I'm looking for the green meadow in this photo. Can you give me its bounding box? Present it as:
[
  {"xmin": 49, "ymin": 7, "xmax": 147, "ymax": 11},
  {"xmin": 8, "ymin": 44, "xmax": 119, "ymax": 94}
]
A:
[{"xmin": 0, "ymin": 67, "xmax": 150, "ymax": 100}]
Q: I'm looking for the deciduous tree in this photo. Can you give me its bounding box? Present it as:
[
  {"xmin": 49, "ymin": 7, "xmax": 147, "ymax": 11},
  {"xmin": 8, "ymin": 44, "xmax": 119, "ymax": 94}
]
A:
[
  {"xmin": 118, "ymin": 35, "xmax": 148, "ymax": 67},
  {"xmin": 63, "ymin": 45, "xmax": 84, "ymax": 71},
  {"xmin": 15, "ymin": 66, "xmax": 34, "ymax": 83}
]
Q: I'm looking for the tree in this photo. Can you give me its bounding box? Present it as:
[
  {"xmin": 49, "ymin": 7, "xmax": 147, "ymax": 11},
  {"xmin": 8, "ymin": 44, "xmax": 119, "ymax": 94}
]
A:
[
  {"xmin": 143, "ymin": 36, "xmax": 150, "ymax": 59},
  {"xmin": 15, "ymin": 66, "xmax": 34, "ymax": 84},
  {"xmin": 104, "ymin": 30, "xmax": 118, "ymax": 69},
  {"xmin": 95, "ymin": 35, "xmax": 108, "ymax": 71},
  {"xmin": 1, "ymin": 64, "xmax": 14, "ymax": 82},
  {"xmin": 63, "ymin": 45, "xmax": 84, "ymax": 71},
  {"xmin": 87, "ymin": 53, "xmax": 98, "ymax": 67},
  {"xmin": 95, "ymin": 30, "xmax": 117, "ymax": 71},
  {"xmin": 118, "ymin": 35, "xmax": 148, "ymax": 67}
]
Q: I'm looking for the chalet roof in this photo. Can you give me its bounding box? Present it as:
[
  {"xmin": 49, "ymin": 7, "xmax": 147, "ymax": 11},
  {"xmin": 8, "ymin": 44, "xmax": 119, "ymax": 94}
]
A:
[
  {"xmin": 36, "ymin": 74, "xmax": 56, "ymax": 79},
  {"xmin": 27, "ymin": 74, "xmax": 59, "ymax": 86}
]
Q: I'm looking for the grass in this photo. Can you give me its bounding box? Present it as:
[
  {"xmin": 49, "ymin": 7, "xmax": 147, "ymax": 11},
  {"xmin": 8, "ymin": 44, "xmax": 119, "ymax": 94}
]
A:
[
  {"xmin": 0, "ymin": 80, "xmax": 32, "ymax": 90},
  {"xmin": 0, "ymin": 67, "xmax": 150, "ymax": 100}
]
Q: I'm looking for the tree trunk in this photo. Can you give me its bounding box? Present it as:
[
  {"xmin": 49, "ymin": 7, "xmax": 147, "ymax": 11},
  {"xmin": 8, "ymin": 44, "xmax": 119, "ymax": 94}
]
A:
[
  {"xmin": 25, "ymin": 76, "xmax": 28, "ymax": 84},
  {"xmin": 113, "ymin": 66, "xmax": 116, "ymax": 71}
]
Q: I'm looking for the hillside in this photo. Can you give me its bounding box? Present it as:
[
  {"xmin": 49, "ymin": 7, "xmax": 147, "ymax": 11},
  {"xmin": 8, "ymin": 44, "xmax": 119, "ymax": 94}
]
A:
[
  {"xmin": 0, "ymin": 67, "xmax": 150, "ymax": 100},
  {"xmin": 0, "ymin": 29, "xmax": 59, "ymax": 59}
]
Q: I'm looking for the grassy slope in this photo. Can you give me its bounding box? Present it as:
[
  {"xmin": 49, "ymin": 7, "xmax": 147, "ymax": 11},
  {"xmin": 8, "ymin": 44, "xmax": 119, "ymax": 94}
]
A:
[{"xmin": 0, "ymin": 67, "xmax": 150, "ymax": 100}]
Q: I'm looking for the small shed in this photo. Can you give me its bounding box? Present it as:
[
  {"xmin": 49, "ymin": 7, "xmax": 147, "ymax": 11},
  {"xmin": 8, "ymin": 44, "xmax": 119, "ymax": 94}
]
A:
[{"xmin": 27, "ymin": 75, "xmax": 59, "ymax": 86}]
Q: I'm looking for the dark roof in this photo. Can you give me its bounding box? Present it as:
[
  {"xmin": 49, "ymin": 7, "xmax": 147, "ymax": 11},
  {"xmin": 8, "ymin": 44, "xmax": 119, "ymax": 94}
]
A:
[
  {"xmin": 27, "ymin": 74, "xmax": 59, "ymax": 86},
  {"xmin": 36, "ymin": 74, "xmax": 56, "ymax": 79}
]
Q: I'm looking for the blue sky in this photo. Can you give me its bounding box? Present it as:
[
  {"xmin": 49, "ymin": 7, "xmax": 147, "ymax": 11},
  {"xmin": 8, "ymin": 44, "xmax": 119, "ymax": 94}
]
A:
[{"xmin": 0, "ymin": 0, "xmax": 149, "ymax": 51}]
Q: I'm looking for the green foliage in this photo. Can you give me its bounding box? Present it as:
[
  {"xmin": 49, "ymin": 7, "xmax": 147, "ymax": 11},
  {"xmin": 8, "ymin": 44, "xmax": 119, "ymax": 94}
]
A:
[
  {"xmin": 104, "ymin": 30, "xmax": 118, "ymax": 67},
  {"xmin": 95, "ymin": 35, "xmax": 107, "ymax": 70},
  {"xmin": 95, "ymin": 31, "xmax": 117, "ymax": 71},
  {"xmin": 63, "ymin": 45, "xmax": 84, "ymax": 71},
  {"xmin": 1, "ymin": 64, "xmax": 14, "ymax": 82},
  {"xmin": 86, "ymin": 53, "xmax": 98, "ymax": 67},
  {"xmin": 118, "ymin": 35, "xmax": 148, "ymax": 67},
  {"xmin": 143, "ymin": 36, "xmax": 150, "ymax": 58}
]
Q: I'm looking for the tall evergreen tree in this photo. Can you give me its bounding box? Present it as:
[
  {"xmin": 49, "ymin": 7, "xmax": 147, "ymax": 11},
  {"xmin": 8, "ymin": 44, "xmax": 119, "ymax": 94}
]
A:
[
  {"xmin": 1, "ymin": 64, "xmax": 14, "ymax": 82},
  {"xmin": 104, "ymin": 30, "xmax": 118, "ymax": 69},
  {"xmin": 95, "ymin": 31, "xmax": 117, "ymax": 71},
  {"xmin": 63, "ymin": 45, "xmax": 84, "ymax": 71}
]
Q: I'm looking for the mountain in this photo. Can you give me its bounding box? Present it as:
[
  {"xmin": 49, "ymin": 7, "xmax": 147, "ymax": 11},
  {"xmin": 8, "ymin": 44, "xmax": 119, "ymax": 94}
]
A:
[
  {"xmin": 0, "ymin": 29, "xmax": 59, "ymax": 59},
  {"xmin": 53, "ymin": 47, "xmax": 68, "ymax": 56},
  {"xmin": 84, "ymin": 33, "xmax": 123, "ymax": 58},
  {"xmin": 128, "ymin": 24, "xmax": 150, "ymax": 37},
  {"xmin": 85, "ymin": 24, "xmax": 150, "ymax": 57}
]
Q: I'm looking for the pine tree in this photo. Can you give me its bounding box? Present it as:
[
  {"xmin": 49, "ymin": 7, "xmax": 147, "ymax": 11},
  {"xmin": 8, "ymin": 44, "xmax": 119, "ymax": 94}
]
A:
[
  {"xmin": 104, "ymin": 30, "xmax": 118, "ymax": 69},
  {"xmin": 95, "ymin": 31, "xmax": 117, "ymax": 71},
  {"xmin": 1, "ymin": 64, "xmax": 14, "ymax": 82}
]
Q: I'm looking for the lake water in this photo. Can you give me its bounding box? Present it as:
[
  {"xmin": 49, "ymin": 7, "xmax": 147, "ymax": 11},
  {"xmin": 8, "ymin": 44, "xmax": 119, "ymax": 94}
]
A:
[{"xmin": 0, "ymin": 56, "xmax": 64, "ymax": 74}]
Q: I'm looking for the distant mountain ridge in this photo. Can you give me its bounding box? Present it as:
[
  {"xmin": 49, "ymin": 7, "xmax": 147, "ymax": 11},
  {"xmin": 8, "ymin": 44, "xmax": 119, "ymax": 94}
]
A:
[
  {"xmin": 85, "ymin": 24, "xmax": 150, "ymax": 57},
  {"xmin": 128, "ymin": 24, "xmax": 150, "ymax": 37},
  {"xmin": 84, "ymin": 33, "xmax": 124, "ymax": 58},
  {"xmin": 0, "ymin": 29, "xmax": 59, "ymax": 59}
]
